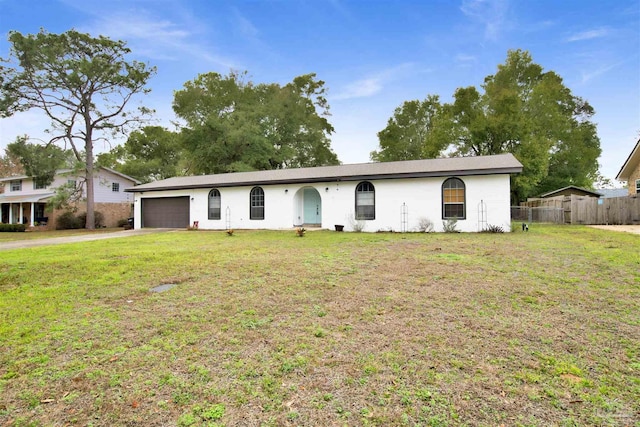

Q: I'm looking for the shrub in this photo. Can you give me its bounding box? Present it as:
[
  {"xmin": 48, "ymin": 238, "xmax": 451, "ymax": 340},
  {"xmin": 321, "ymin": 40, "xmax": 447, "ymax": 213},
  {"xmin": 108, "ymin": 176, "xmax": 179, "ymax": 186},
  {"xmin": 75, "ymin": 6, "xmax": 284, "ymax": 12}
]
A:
[
  {"xmin": 56, "ymin": 211, "xmax": 83, "ymax": 230},
  {"xmin": 481, "ymin": 224, "xmax": 505, "ymax": 233},
  {"xmin": 116, "ymin": 218, "xmax": 129, "ymax": 227},
  {"xmin": 417, "ymin": 217, "xmax": 434, "ymax": 233},
  {"xmin": 442, "ymin": 219, "xmax": 459, "ymax": 233},
  {"xmin": 77, "ymin": 211, "xmax": 105, "ymax": 228},
  {"xmin": 348, "ymin": 213, "xmax": 366, "ymax": 232},
  {"xmin": 0, "ymin": 223, "xmax": 27, "ymax": 232}
]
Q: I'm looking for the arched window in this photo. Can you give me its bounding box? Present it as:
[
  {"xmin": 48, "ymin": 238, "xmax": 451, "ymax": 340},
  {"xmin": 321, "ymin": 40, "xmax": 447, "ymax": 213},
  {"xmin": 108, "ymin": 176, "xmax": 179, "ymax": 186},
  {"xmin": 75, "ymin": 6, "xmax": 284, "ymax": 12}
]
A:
[
  {"xmin": 442, "ymin": 177, "xmax": 465, "ymax": 219},
  {"xmin": 208, "ymin": 189, "xmax": 221, "ymax": 220},
  {"xmin": 355, "ymin": 181, "xmax": 375, "ymax": 220},
  {"xmin": 250, "ymin": 187, "xmax": 265, "ymax": 220}
]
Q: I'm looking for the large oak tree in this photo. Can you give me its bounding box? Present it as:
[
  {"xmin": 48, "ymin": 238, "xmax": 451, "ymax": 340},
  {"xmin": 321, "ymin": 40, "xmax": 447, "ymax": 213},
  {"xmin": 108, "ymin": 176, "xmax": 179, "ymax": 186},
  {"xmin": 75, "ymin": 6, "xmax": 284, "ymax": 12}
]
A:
[
  {"xmin": 173, "ymin": 71, "xmax": 339, "ymax": 174},
  {"xmin": 0, "ymin": 29, "xmax": 155, "ymax": 228},
  {"xmin": 371, "ymin": 50, "xmax": 601, "ymax": 202}
]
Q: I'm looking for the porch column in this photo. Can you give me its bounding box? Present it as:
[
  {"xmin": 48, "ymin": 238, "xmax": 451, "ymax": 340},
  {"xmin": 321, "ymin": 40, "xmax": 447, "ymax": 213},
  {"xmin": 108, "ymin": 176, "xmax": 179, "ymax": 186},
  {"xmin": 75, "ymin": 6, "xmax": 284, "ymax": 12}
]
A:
[
  {"xmin": 8, "ymin": 203, "xmax": 13, "ymax": 223},
  {"xmin": 30, "ymin": 202, "xmax": 35, "ymax": 226},
  {"xmin": 19, "ymin": 203, "xmax": 24, "ymax": 224}
]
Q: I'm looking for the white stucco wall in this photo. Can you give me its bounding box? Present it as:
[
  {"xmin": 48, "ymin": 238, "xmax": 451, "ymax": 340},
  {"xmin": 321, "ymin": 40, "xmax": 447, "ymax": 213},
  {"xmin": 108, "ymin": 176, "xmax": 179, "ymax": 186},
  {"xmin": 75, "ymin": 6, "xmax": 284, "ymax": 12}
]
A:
[{"xmin": 133, "ymin": 174, "xmax": 513, "ymax": 232}]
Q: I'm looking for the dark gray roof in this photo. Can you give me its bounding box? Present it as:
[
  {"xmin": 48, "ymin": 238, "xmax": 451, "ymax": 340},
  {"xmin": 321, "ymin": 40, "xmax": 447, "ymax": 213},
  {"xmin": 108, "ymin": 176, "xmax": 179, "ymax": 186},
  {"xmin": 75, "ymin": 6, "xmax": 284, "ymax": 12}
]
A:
[
  {"xmin": 127, "ymin": 153, "xmax": 523, "ymax": 193},
  {"xmin": 539, "ymin": 186, "xmax": 603, "ymax": 198},
  {"xmin": 597, "ymin": 188, "xmax": 629, "ymax": 198}
]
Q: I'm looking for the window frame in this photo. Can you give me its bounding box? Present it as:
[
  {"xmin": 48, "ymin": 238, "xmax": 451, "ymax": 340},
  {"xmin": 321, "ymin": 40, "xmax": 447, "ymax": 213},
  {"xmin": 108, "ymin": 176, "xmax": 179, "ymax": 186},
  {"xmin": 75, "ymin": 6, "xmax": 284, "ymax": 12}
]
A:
[
  {"xmin": 355, "ymin": 181, "xmax": 375, "ymax": 220},
  {"xmin": 250, "ymin": 187, "xmax": 265, "ymax": 220},
  {"xmin": 112, "ymin": 182, "xmax": 120, "ymax": 192},
  {"xmin": 33, "ymin": 178, "xmax": 47, "ymax": 190},
  {"xmin": 208, "ymin": 189, "xmax": 222, "ymax": 220},
  {"xmin": 636, "ymin": 179, "xmax": 640, "ymax": 193},
  {"xmin": 10, "ymin": 180, "xmax": 22, "ymax": 192},
  {"xmin": 442, "ymin": 177, "xmax": 466, "ymax": 220}
]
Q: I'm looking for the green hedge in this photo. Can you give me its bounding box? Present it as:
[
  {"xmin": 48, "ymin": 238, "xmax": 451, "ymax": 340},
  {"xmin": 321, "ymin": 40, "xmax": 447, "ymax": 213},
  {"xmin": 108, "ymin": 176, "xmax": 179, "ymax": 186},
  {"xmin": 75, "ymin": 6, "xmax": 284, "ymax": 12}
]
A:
[{"xmin": 0, "ymin": 223, "xmax": 27, "ymax": 232}]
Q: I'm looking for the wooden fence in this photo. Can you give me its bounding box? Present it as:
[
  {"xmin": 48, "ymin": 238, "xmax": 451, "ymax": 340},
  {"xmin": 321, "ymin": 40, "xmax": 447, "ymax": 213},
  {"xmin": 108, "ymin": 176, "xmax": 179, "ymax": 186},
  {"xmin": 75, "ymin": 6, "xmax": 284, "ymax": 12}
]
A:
[{"xmin": 520, "ymin": 195, "xmax": 640, "ymax": 225}]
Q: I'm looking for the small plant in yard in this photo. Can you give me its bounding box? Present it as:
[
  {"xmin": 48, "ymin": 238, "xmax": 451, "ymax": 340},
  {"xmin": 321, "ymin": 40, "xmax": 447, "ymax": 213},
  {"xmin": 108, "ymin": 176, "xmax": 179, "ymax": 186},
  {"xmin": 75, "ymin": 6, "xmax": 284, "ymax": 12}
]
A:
[
  {"xmin": 442, "ymin": 218, "xmax": 459, "ymax": 233},
  {"xmin": 348, "ymin": 212, "xmax": 366, "ymax": 232},
  {"xmin": 226, "ymin": 229, "xmax": 234, "ymax": 236},
  {"xmin": 481, "ymin": 224, "xmax": 504, "ymax": 233},
  {"xmin": 417, "ymin": 216, "xmax": 435, "ymax": 232},
  {"xmin": 296, "ymin": 227, "xmax": 306, "ymax": 237}
]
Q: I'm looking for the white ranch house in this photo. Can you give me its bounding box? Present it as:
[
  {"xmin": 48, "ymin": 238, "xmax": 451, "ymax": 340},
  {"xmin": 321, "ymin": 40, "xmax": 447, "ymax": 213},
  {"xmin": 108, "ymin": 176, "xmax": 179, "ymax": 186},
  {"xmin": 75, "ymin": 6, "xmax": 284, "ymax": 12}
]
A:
[{"xmin": 127, "ymin": 154, "xmax": 522, "ymax": 232}]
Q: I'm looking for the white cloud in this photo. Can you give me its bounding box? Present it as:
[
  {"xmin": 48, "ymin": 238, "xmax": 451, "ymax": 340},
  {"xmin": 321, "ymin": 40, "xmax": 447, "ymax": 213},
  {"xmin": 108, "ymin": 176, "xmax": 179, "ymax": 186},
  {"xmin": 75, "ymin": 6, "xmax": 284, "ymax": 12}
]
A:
[
  {"xmin": 333, "ymin": 77, "xmax": 383, "ymax": 100},
  {"xmin": 70, "ymin": 4, "xmax": 240, "ymax": 69},
  {"xmin": 455, "ymin": 54, "xmax": 477, "ymax": 63},
  {"xmin": 580, "ymin": 62, "xmax": 619, "ymax": 84},
  {"xmin": 233, "ymin": 10, "xmax": 259, "ymax": 40},
  {"xmin": 332, "ymin": 63, "xmax": 414, "ymax": 101},
  {"xmin": 460, "ymin": 0, "xmax": 509, "ymax": 41},
  {"xmin": 566, "ymin": 28, "xmax": 610, "ymax": 42}
]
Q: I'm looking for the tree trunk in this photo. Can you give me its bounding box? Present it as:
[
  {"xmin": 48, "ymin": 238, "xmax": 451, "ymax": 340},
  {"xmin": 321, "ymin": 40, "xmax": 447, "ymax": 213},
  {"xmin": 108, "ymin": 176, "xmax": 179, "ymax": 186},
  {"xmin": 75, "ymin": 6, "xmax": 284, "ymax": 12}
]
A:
[{"xmin": 84, "ymin": 129, "xmax": 95, "ymax": 230}]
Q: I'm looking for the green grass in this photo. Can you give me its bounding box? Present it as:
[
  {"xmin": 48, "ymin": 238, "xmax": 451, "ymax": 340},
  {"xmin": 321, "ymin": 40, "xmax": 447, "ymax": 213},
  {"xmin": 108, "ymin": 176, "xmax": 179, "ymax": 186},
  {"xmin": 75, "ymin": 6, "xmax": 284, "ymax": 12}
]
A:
[
  {"xmin": 0, "ymin": 228, "xmax": 123, "ymax": 242},
  {"xmin": 0, "ymin": 226, "xmax": 638, "ymax": 426}
]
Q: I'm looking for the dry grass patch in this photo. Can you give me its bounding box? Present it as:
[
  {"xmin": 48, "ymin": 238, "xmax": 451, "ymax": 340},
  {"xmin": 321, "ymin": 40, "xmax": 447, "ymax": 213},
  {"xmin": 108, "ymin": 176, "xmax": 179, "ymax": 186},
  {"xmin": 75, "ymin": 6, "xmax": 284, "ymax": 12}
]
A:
[{"xmin": 0, "ymin": 226, "xmax": 638, "ymax": 426}]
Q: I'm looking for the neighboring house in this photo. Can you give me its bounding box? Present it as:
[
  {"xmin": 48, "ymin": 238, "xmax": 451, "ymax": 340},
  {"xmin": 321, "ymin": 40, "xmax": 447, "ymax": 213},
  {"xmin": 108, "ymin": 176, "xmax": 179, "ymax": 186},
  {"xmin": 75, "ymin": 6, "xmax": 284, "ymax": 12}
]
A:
[
  {"xmin": 616, "ymin": 138, "xmax": 640, "ymax": 196},
  {"xmin": 538, "ymin": 186, "xmax": 602, "ymax": 199},
  {"xmin": 597, "ymin": 188, "xmax": 629, "ymax": 199},
  {"xmin": 0, "ymin": 167, "xmax": 139, "ymax": 227},
  {"xmin": 126, "ymin": 153, "xmax": 523, "ymax": 232}
]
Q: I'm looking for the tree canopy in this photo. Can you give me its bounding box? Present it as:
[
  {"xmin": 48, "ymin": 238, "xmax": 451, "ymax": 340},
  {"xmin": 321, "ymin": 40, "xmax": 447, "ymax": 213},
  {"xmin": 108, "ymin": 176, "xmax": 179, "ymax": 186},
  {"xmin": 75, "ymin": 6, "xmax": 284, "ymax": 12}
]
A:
[
  {"xmin": 97, "ymin": 126, "xmax": 182, "ymax": 184},
  {"xmin": 173, "ymin": 71, "xmax": 339, "ymax": 174},
  {"xmin": 371, "ymin": 49, "xmax": 601, "ymax": 202},
  {"xmin": 6, "ymin": 137, "xmax": 71, "ymax": 186},
  {"xmin": 0, "ymin": 29, "xmax": 155, "ymax": 228},
  {"xmin": 0, "ymin": 150, "xmax": 24, "ymax": 180}
]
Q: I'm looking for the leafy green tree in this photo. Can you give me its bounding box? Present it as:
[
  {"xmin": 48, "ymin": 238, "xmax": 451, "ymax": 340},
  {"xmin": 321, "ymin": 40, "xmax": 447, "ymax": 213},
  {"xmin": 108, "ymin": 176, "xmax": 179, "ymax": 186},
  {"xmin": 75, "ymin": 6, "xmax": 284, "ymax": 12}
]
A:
[
  {"xmin": 372, "ymin": 49, "xmax": 601, "ymax": 202},
  {"xmin": 0, "ymin": 149, "xmax": 24, "ymax": 179},
  {"xmin": 173, "ymin": 71, "xmax": 339, "ymax": 174},
  {"xmin": 371, "ymin": 95, "xmax": 449, "ymax": 162},
  {"xmin": 97, "ymin": 126, "xmax": 182, "ymax": 183},
  {"xmin": 0, "ymin": 29, "xmax": 155, "ymax": 228},
  {"xmin": 6, "ymin": 136, "xmax": 70, "ymax": 186}
]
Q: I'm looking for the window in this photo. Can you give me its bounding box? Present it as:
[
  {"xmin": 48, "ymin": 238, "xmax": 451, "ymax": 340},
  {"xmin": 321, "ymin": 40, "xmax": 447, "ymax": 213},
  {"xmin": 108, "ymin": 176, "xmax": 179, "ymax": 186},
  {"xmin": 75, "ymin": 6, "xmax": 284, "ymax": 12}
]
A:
[
  {"xmin": 355, "ymin": 181, "xmax": 375, "ymax": 220},
  {"xmin": 112, "ymin": 182, "xmax": 120, "ymax": 192},
  {"xmin": 636, "ymin": 179, "xmax": 640, "ymax": 193},
  {"xmin": 10, "ymin": 180, "xmax": 21, "ymax": 192},
  {"xmin": 208, "ymin": 189, "xmax": 221, "ymax": 220},
  {"xmin": 33, "ymin": 178, "xmax": 47, "ymax": 190},
  {"xmin": 442, "ymin": 177, "xmax": 466, "ymax": 219},
  {"xmin": 250, "ymin": 187, "xmax": 264, "ymax": 220},
  {"xmin": 67, "ymin": 179, "xmax": 77, "ymax": 188}
]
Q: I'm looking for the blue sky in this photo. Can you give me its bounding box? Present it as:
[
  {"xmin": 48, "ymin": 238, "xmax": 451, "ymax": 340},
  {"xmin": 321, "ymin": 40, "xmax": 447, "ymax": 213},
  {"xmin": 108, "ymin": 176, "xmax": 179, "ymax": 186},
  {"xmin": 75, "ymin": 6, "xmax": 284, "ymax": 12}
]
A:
[{"xmin": 0, "ymin": 0, "xmax": 638, "ymax": 183}]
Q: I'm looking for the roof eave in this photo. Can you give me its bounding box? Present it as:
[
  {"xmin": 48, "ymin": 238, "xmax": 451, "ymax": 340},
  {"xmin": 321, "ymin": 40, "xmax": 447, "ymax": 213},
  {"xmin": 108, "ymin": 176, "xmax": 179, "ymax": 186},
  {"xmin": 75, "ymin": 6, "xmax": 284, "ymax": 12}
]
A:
[
  {"xmin": 616, "ymin": 139, "xmax": 640, "ymax": 181},
  {"xmin": 126, "ymin": 166, "xmax": 523, "ymax": 193}
]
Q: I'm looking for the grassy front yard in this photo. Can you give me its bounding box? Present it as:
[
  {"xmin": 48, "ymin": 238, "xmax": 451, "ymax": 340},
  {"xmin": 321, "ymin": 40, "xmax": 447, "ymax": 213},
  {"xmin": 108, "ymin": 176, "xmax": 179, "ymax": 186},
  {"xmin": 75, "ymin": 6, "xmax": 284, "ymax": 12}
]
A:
[
  {"xmin": 0, "ymin": 226, "xmax": 638, "ymax": 426},
  {"xmin": 0, "ymin": 228, "xmax": 124, "ymax": 243}
]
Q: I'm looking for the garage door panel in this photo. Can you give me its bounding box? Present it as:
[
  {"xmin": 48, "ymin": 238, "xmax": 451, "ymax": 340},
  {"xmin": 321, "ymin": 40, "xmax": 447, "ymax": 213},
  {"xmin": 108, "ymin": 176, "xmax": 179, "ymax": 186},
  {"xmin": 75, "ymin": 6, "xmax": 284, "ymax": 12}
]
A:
[{"xmin": 142, "ymin": 197, "xmax": 189, "ymax": 228}]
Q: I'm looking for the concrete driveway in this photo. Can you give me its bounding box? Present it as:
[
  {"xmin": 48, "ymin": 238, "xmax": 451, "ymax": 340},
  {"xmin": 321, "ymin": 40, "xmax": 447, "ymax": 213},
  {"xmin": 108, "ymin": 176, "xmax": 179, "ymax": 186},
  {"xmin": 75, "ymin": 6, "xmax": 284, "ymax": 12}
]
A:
[
  {"xmin": 0, "ymin": 229, "xmax": 175, "ymax": 251},
  {"xmin": 589, "ymin": 225, "xmax": 640, "ymax": 235}
]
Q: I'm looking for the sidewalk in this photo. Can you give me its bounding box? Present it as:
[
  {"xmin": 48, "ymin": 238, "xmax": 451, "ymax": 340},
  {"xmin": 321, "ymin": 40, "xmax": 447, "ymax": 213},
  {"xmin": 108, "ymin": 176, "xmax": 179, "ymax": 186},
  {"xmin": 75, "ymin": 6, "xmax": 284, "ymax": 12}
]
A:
[{"xmin": 0, "ymin": 229, "xmax": 175, "ymax": 251}]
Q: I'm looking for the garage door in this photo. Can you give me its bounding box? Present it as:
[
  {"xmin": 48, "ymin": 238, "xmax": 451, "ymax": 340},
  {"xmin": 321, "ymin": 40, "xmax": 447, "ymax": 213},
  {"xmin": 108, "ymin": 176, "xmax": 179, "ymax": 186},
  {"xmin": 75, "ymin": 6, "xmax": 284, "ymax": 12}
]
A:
[{"xmin": 142, "ymin": 197, "xmax": 190, "ymax": 228}]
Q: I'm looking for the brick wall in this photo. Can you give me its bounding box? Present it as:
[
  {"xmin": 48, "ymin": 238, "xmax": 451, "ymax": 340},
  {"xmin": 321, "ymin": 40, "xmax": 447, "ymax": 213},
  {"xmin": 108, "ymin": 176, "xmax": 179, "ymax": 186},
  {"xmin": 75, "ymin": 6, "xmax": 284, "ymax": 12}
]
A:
[{"xmin": 44, "ymin": 202, "xmax": 133, "ymax": 229}]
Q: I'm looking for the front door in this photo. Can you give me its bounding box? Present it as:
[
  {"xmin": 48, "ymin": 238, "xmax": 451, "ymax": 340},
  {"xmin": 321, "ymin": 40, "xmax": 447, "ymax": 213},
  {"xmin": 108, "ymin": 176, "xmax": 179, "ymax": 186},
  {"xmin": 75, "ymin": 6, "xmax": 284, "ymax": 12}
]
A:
[{"xmin": 303, "ymin": 188, "xmax": 321, "ymax": 226}]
